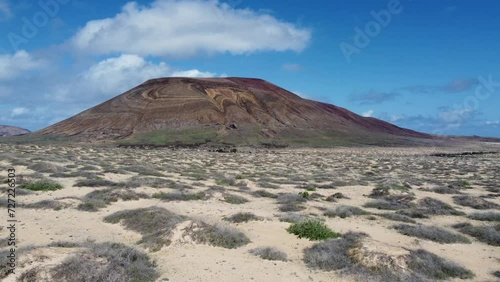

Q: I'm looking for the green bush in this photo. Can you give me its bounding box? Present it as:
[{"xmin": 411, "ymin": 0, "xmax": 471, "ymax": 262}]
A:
[
  {"xmin": 298, "ymin": 191, "xmax": 310, "ymax": 198},
  {"xmin": 287, "ymin": 220, "xmax": 340, "ymax": 240},
  {"xmin": 21, "ymin": 180, "xmax": 63, "ymax": 191}
]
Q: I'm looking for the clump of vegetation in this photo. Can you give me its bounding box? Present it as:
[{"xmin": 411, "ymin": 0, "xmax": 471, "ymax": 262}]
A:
[
  {"xmin": 78, "ymin": 188, "xmax": 149, "ymax": 211},
  {"xmin": 152, "ymin": 191, "xmax": 206, "ymax": 201},
  {"xmin": 277, "ymin": 193, "xmax": 307, "ymax": 212},
  {"xmin": 379, "ymin": 213, "xmax": 416, "ymax": 224},
  {"xmin": 257, "ymin": 179, "xmax": 280, "ymax": 189},
  {"xmin": 492, "ymin": 271, "xmax": 500, "ymax": 278},
  {"xmin": 251, "ymin": 190, "xmax": 278, "ymax": 199},
  {"xmin": 369, "ymin": 183, "xmax": 411, "ymax": 198},
  {"xmin": 28, "ymin": 162, "xmax": 67, "ymax": 174},
  {"xmin": 215, "ymin": 175, "xmax": 237, "ymax": 186},
  {"xmin": 47, "ymin": 241, "xmax": 80, "ymax": 248},
  {"xmin": 74, "ymin": 178, "xmax": 117, "ymax": 187},
  {"xmin": 468, "ymin": 212, "xmax": 500, "ymax": 222},
  {"xmin": 51, "ymin": 242, "xmax": 159, "ymax": 282},
  {"xmin": 249, "ymin": 247, "xmax": 288, "ymax": 261},
  {"xmin": 104, "ymin": 207, "xmax": 187, "ymax": 251},
  {"xmin": 298, "ymin": 191, "xmax": 310, "ymax": 198},
  {"xmin": 453, "ymin": 195, "xmax": 499, "ymax": 210},
  {"xmin": 189, "ymin": 222, "xmax": 250, "ymax": 249},
  {"xmin": 452, "ymin": 222, "xmax": 500, "ymax": 246},
  {"xmin": 393, "ymin": 224, "xmax": 471, "ymax": 244},
  {"xmin": 325, "ymin": 192, "xmax": 349, "ymax": 202},
  {"xmin": 25, "ymin": 200, "xmax": 66, "ymax": 210},
  {"xmin": 122, "ymin": 164, "xmax": 164, "ymax": 177},
  {"xmin": 122, "ymin": 176, "xmax": 176, "ymax": 189},
  {"xmin": 450, "ymin": 180, "xmax": 472, "ymax": 188},
  {"xmin": 279, "ymin": 213, "xmax": 316, "ymax": 223},
  {"xmin": 303, "ymin": 232, "xmax": 367, "ymax": 271},
  {"xmin": 287, "ymin": 220, "xmax": 340, "ymax": 240},
  {"xmin": 363, "ymin": 198, "xmax": 414, "ymax": 210},
  {"xmin": 406, "ymin": 249, "xmax": 474, "ymax": 280},
  {"xmin": 224, "ymin": 212, "xmax": 262, "ymax": 223},
  {"xmin": 422, "ymin": 185, "xmax": 464, "ymax": 194},
  {"xmin": 396, "ymin": 197, "xmax": 465, "ymax": 218},
  {"xmin": 324, "ymin": 205, "xmax": 369, "ymax": 218},
  {"xmin": 223, "ymin": 194, "xmax": 249, "ymax": 204},
  {"xmin": 21, "ymin": 180, "xmax": 63, "ymax": 191},
  {"xmin": 303, "ymin": 232, "xmax": 474, "ymax": 280}
]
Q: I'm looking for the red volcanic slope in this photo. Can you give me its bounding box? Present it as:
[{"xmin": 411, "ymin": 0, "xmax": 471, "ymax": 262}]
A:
[{"xmin": 38, "ymin": 77, "xmax": 431, "ymax": 145}]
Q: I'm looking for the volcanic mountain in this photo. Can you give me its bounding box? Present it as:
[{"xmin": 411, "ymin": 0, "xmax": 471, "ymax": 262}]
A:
[
  {"xmin": 0, "ymin": 125, "xmax": 30, "ymax": 137},
  {"xmin": 38, "ymin": 77, "xmax": 433, "ymax": 146}
]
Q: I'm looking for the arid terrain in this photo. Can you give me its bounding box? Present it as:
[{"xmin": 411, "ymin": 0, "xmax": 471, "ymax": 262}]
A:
[{"xmin": 0, "ymin": 142, "xmax": 499, "ymax": 281}]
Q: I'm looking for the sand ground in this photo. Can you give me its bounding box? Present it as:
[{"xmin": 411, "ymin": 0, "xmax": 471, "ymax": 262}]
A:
[{"xmin": 0, "ymin": 143, "xmax": 499, "ymax": 281}]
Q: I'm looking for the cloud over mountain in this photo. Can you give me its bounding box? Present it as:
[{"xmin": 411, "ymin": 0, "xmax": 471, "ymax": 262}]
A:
[{"xmin": 71, "ymin": 0, "xmax": 311, "ymax": 57}]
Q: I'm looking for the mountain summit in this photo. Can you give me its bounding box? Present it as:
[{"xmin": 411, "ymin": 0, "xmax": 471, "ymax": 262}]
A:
[{"xmin": 38, "ymin": 77, "xmax": 432, "ymax": 146}]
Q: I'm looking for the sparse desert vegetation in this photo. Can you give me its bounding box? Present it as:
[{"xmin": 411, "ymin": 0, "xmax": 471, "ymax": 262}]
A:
[
  {"xmin": 0, "ymin": 144, "xmax": 498, "ymax": 281},
  {"xmin": 249, "ymin": 247, "xmax": 288, "ymax": 261}
]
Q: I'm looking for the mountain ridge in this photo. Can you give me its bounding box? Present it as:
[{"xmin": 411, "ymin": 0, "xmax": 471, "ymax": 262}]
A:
[{"xmin": 0, "ymin": 125, "xmax": 31, "ymax": 137}]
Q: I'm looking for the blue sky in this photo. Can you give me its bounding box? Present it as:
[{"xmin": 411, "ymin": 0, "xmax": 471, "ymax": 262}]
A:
[{"xmin": 0, "ymin": 0, "xmax": 499, "ymax": 137}]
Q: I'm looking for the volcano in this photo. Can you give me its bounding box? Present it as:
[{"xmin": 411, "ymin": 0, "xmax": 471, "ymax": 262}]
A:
[{"xmin": 38, "ymin": 77, "xmax": 433, "ymax": 146}]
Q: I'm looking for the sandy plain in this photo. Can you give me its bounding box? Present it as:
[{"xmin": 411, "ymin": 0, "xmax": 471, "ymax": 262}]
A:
[{"xmin": 0, "ymin": 143, "xmax": 499, "ymax": 281}]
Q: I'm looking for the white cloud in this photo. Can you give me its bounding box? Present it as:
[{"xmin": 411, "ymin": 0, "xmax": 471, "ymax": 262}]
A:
[
  {"xmin": 171, "ymin": 69, "xmax": 216, "ymax": 77},
  {"xmin": 82, "ymin": 54, "xmax": 170, "ymax": 96},
  {"xmin": 0, "ymin": 0, "xmax": 12, "ymax": 21},
  {"xmin": 362, "ymin": 110, "xmax": 374, "ymax": 117},
  {"xmin": 0, "ymin": 51, "xmax": 46, "ymax": 80},
  {"xmin": 71, "ymin": 0, "xmax": 311, "ymax": 57},
  {"xmin": 439, "ymin": 107, "xmax": 473, "ymax": 123},
  {"xmin": 11, "ymin": 107, "xmax": 29, "ymax": 117}
]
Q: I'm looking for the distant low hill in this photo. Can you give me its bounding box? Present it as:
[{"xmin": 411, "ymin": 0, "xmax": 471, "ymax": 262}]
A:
[
  {"xmin": 0, "ymin": 125, "xmax": 30, "ymax": 137},
  {"xmin": 35, "ymin": 77, "xmax": 440, "ymax": 147}
]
